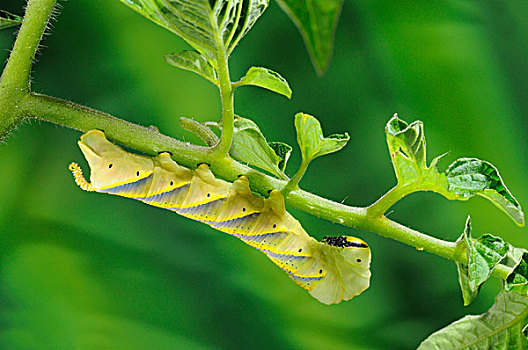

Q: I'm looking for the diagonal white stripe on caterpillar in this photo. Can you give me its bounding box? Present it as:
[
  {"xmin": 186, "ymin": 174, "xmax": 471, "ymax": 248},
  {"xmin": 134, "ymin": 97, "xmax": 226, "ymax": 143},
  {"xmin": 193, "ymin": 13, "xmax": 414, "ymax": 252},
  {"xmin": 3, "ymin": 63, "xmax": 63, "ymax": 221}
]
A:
[{"xmin": 69, "ymin": 130, "xmax": 371, "ymax": 305}]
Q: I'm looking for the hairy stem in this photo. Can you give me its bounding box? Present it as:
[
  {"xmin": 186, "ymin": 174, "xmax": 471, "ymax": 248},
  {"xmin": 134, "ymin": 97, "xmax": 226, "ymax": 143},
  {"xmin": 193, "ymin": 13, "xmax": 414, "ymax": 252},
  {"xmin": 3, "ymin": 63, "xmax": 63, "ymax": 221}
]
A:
[
  {"xmin": 0, "ymin": 0, "xmax": 55, "ymax": 93},
  {"xmin": 0, "ymin": 0, "xmax": 56, "ymax": 139},
  {"xmin": 24, "ymin": 93, "xmax": 212, "ymax": 167}
]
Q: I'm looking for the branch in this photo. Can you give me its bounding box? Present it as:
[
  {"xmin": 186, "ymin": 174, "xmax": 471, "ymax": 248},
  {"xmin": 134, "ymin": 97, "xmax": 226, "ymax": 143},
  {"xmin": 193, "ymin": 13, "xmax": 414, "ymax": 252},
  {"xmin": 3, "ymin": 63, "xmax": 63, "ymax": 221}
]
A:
[
  {"xmin": 180, "ymin": 117, "xmax": 219, "ymax": 147},
  {"xmin": 0, "ymin": 0, "xmax": 513, "ymax": 285},
  {"xmin": 367, "ymin": 183, "xmax": 421, "ymax": 218},
  {"xmin": 13, "ymin": 92, "xmax": 512, "ymax": 281},
  {"xmin": 0, "ymin": 0, "xmax": 55, "ymax": 92},
  {"xmin": 0, "ymin": 0, "xmax": 57, "ymax": 138},
  {"xmin": 24, "ymin": 93, "xmax": 212, "ymax": 167}
]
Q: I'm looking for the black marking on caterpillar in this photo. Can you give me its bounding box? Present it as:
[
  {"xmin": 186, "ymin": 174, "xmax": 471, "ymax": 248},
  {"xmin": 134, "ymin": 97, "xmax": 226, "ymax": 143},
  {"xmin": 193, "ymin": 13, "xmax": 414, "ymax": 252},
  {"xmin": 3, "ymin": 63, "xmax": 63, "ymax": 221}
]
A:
[
  {"xmin": 69, "ymin": 130, "xmax": 371, "ymax": 305},
  {"xmin": 322, "ymin": 236, "xmax": 369, "ymax": 248}
]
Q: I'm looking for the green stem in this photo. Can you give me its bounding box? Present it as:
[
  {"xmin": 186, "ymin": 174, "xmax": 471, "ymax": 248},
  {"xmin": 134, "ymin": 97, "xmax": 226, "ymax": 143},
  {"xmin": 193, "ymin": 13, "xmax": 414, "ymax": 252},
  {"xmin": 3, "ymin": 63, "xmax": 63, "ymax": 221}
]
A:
[
  {"xmin": 0, "ymin": 0, "xmax": 55, "ymax": 92},
  {"xmin": 284, "ymin": 156, "xmax": 311, "ymax": 193},
  {"xmin": 366, "ymin": 180, "xmax": 456, "ymax": 218},
  {"xmin": 213, "ymin": 43, "xmax": 234, "ymax": 158},
  {"xmin": 179, "ymin": 116, "xmax": 219, "ymax": 147},
  {"xmin": 0, "ymin": 0, "xmax": 56, "ymax": 139},
  {"xmin": 367, "ymin": 183, "xmax": 418, "ymax": 218},
  {"xmin": 13, "ymin": 93, "xmax": 512, "ymax": 281},
  {"xmin": 23, "ymin": 93, "xmax": 212, "ymax": 168},
  {"xmin": 0, "ymin": 0, "xmax": 513, "ymax": 284}
]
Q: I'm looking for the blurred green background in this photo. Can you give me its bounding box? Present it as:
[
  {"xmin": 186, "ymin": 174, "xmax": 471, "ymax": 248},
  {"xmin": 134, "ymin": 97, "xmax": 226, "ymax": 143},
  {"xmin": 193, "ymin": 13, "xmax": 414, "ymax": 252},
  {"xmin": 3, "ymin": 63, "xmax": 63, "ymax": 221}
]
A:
[{"xmin": 1, "ymin": 0, "xmax": 527, "ymax": 349}]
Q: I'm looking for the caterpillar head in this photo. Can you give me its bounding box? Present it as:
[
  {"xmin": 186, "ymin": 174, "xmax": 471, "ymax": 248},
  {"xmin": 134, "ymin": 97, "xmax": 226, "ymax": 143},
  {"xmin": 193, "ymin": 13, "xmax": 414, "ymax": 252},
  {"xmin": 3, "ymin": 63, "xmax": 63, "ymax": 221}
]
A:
[
  {"xmin": 77, "ymin": 130, "xmax": 153, "ymax": 190},
  {"xmin": 308, "ymin": 236, "xmax": 371, "ymax": 304}
]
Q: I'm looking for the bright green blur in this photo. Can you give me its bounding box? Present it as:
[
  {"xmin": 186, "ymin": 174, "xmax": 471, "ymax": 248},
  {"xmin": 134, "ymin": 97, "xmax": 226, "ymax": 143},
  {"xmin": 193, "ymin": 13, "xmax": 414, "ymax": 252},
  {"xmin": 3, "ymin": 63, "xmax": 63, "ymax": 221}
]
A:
[{"xmin": 0, "ymin": 0, "xmax": 527, "ymax": 349}]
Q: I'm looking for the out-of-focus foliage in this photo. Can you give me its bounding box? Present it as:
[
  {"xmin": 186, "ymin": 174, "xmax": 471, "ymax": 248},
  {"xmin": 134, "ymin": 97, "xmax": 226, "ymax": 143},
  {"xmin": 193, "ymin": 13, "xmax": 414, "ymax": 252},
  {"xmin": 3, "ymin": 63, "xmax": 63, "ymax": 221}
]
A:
[
  {"xmin": 1, "ymin": 0, "xmax": 527, "ymax": 348},
  {"xmin": 0, "ymin": 10, "xmax": 22, "ymax": 30},
  {"xmin": 275, "ymin": 0, "xmax": 343, "ymax": 75}
]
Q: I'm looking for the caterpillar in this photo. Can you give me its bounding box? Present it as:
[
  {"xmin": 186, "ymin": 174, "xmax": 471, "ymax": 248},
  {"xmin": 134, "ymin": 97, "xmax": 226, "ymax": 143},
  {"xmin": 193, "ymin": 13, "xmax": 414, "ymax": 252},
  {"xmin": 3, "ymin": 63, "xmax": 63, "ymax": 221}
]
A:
[{"xmin": 69, "ymin": 130, "xmax": 371, "ymax": 304}]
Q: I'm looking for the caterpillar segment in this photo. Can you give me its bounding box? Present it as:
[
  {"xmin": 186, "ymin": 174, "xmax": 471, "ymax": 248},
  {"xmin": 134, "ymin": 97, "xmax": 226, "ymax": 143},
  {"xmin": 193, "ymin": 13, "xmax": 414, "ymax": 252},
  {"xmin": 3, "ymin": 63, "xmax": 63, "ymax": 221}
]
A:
[{"xmin": 70, "ymin": 130, "xmax": 371, "ymax": 304}]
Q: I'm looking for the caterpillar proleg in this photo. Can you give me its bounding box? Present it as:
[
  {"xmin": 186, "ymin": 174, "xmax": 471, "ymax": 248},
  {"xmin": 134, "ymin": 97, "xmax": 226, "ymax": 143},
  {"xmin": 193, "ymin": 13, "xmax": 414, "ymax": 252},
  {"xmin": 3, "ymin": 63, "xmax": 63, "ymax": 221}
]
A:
[{"xmin": 70, "ymin": 130, "xmax": 371, "ymax": 304}]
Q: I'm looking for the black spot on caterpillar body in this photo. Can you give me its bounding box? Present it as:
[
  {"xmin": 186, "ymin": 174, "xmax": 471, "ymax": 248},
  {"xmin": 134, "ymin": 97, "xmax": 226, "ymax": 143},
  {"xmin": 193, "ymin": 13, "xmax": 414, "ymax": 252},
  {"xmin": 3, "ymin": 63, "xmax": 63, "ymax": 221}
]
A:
[{"xmin": 70, "ymin": 130, "xmax": 371, "ymax": 305}]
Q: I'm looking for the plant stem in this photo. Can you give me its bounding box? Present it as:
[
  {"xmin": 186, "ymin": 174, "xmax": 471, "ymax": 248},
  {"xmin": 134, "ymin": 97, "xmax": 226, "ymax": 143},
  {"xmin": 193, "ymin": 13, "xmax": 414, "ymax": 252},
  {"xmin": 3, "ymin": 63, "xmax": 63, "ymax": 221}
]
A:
[
  {"xmin": 213, "ymin": 43, "xmax": 234, "ymax": 158},
  {"xmin": 23, "ymin": 93, "xmax": 212, "ymax": 168},
  {"xmin": 367, "ymin": 184, "xmax": 418, "ymax": 218},
  {"xmin": 0, "ymin": 0, "xmax": 514, "ymax": 284},
  {"xmin": 12, "ymin": 93, "xmax": 513, "ymax": 281},
  {"xmin": 0, "ymin": 0, "xmax": 56, "ymax": 139},
  {"xmin": 366, "ymin": 180, "xmax": 457, "ymax": 218},
  {"xmin": 179, "ymin": 116, "xmax": 219, "ymax": 147},
  {"xmin": 284, "ymin": 156, "xmax": 310, "ymax": 193},
  {"xmin": 0, "ymin": 0, "xmax": 55, "ymax": 92}
]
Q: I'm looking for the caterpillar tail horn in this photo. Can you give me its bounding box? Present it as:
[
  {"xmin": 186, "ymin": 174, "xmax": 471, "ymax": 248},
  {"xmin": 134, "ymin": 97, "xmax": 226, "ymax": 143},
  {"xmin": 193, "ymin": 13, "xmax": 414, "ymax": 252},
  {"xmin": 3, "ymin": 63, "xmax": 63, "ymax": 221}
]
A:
[{"xmin": 69, "ymin": 162, "xmax": 95, "ymax": 192}]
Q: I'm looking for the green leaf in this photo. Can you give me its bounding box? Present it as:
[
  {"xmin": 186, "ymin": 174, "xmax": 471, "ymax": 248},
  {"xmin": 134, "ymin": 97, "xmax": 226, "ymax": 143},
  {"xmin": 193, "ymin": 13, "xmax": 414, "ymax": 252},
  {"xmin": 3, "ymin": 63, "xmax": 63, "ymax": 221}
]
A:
[
  {"xmin": 502, "ymin": 246, "xmax": 525, "ymax": 270},
  {"xmin": 235, "ymin": 67, "xmax": 292, "ymax": 98},
  {"xmin": 506, "ymin": 252, "xmax": 528, "ymax": 295},
  {"xmin": 268, "ymin": 142, "xmax": 292, "ymax": 171},
  {"xmin": 275, "ymin": 0, "xmax": 344, "ymax": 75},
  {"xmin": 120, "ymin": 0, "xmax": 269, "ymax": 64},
  {"xmin": 230, "ymin": 116, "xmax": 288, "ymax": 180},
  {"xmin": 165, "ymin": 50, "xmax": 217, "ymax": 84},
  {"xmin": 0, "ymin": 10, "xmax": 23, "ymax": 30},
  {"xmin": 418, "ymin": 291, "xmax": 528, "ymax": 349},
  {"xmin": 385, "ymin": 116, "xmax": 524, "ymax": 225},
  {"xmin": 455, "ymin": 217, "xmax": 476, "ymax": 306},
  {"xmin": 455, "ymin": 217, "xmax": 509, "ymax": 305},
  {"xmin": 385, "ymin": 114, "xmax": 452, "ymax": 194},
  {"xmin": 446, "ymin": 157, "xmax": 525, "ymax": 226},
  {"xmin": 386, "ymin": 115, "xmax": 426, "ymax": 177},
  {"xmin": 295, "ymin": 112, "xmax": 349, "ymax": 162}
]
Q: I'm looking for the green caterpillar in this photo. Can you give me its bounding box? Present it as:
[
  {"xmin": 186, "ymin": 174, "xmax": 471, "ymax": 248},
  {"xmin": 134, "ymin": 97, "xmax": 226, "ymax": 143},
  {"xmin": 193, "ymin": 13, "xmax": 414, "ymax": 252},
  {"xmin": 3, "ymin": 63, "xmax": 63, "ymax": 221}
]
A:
[{"xmin": 70, "ymin": 130, "xmax": 371, "ymax": 304}]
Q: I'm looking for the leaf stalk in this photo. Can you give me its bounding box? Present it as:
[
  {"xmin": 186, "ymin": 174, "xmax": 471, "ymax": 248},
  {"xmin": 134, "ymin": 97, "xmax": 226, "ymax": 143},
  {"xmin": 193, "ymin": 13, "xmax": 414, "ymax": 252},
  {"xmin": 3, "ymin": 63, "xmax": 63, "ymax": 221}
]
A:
[
  {"xmin": 284, "ymin": 156, "xmax": 311, "ymax": 193},
  {"xmin": 367, "ymin": 183, "xmax": 418, "ymax": 218},
  {"xmin": 212, "ymin": 40, "xmax": 234, "ymax": 158}
]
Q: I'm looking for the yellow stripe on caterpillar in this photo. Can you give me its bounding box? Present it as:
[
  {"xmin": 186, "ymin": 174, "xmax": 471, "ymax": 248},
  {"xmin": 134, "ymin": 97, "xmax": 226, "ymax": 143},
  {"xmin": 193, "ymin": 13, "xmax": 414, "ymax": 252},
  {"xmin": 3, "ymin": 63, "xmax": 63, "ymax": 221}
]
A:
[
  {"xmin": 70, "ymin": 130, "xmax": 372, "ymax": 305},
  {"xmin": 95, "ymin": 171, "xmax": 154, "ymax": 191}
]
